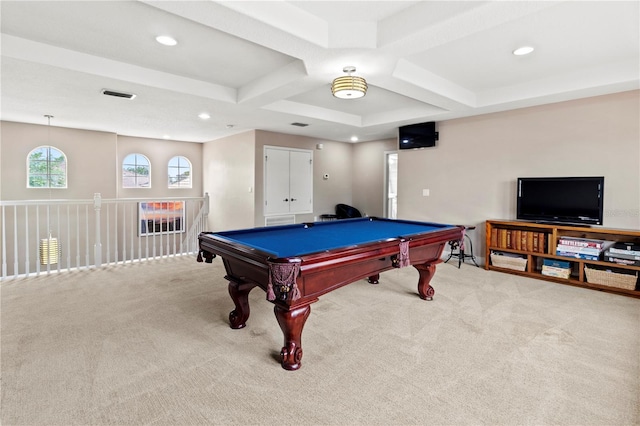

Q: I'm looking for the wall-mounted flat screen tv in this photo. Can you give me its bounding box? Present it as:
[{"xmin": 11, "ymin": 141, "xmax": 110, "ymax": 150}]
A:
[
  {"xmin": 516, "ymin": 176, "xmax": 604, "ymax": 226},
  {"xmin": 398, "ymin": 122, "xmax": 438, "ymax": 149}
]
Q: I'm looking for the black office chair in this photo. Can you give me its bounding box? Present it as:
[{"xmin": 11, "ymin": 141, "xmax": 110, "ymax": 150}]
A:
[{"xmin": 335, "ymin": 204, "xmax": 363, "ymax": 219}]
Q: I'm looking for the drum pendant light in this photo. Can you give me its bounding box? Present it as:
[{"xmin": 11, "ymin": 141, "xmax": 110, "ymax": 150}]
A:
[{"xmin": 331, "ymin": 66, "xmax": 367, "ymax": 99}]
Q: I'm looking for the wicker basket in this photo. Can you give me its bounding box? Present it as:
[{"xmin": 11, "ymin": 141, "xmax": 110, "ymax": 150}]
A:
[
  {"xmin": 491, "ymin": 253, "xmax": 527, "ymax": 271},
  {"xmin": 584, "ymin": 266, "xmax": 638, "ymax": 290}
]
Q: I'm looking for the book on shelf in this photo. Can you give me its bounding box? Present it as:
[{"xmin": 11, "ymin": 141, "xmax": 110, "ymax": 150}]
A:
[
  {"xmin": 604, "ymin": 248, "xmax": 640, "ymax": 260},
  {"xmin": 555, "ymin": 244, "xmax": 601, "ymax": 256},
  {"xmin": 499, "ymin": 229, "xmax": 508, "ymax": 248},
  {"xmin": 538, "ymin": 233, "xmax": 546, "ymax": 253},
  {"xmin": 541, "ymin": 265, "xmax": 571, "ymax": 279},
  {"xmin": 555, "ymin": 250, "xmax": 600, "ymax": 260},
  {"xmin": 603, "ymin": 249, "xmax": 640, "ymax": 261},
  {"xmin": 492, "ymin": 228, "xmax": 546, "ymax": 253},
  {"xmin": 543, "ymin": 258, "xmax": 571, "ymax": 269},
  {"xmin": 611, "ymin": 241, "xmax": 640, "ymax": 250},
  {"xmin": 557, "ymin": 236, "xmax": 613, "ymax": 249},
  {"xmin": 608, "ymin": 247, "xmax": 640, "ymax": 257},
  {"xmin": 604, "ymin": 255, "xmax": 640, "ymax": 267}
]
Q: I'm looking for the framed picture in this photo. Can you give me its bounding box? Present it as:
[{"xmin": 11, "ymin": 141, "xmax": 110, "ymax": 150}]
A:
[{"xmin": 138, "ymin": 201, "xmax": 185, "ymax": 236}]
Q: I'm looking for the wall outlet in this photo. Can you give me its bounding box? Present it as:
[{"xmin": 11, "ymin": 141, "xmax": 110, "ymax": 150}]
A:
[{"xmin": 422, "ymin": 189, "xmax": 430, "ymax": 196}]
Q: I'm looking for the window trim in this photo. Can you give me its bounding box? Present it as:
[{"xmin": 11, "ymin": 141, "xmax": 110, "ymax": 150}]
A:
[
  {"xmin": 167, "ymin": 155, "xmax": 192, "ymax": 189},
  {"xmin": 27, "ymin": 145, "xmax": 68, "ymax": 189},
  {"xmin": 122, "ymin": 153, "xmax": 151, "ymax": 189}
]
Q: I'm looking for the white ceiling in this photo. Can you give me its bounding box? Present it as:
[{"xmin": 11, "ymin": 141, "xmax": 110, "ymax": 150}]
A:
[{"xmin": 1, "ymin": 1, "xmax": 638, "ymax": 143}]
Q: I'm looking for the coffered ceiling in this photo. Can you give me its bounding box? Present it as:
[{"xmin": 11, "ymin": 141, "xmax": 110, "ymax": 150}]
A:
[{"xmin": 1, "ymin": 1, "xmax": 638, "ymax": 143}]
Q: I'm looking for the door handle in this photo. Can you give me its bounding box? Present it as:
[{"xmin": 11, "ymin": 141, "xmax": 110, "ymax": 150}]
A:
[
  {"xmin": 283, "ymin": 198, "xmax": 289, "ymax": 202},
  {"xmin": 291, "ymin": 198, "xmax": 297, "ymax": 202}
]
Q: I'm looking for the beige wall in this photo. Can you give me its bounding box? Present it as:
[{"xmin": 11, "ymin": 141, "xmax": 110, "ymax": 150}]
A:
[
  {"xmin": 398, "ymin": 90, "xmax": 640, "ymax": 261},
  {"xmin": 352, "ymin": 138, "xmax": 397, "ymax": 217},
  {"xmin": 0, "ymin": 122, "xmax": 204, "ymax": 201},
  {"xmin": 202, "ymin": 131, "xmax": 256, "ymax": 232},
  {"xmin": 116, "ymin": 136, "xmax": 203, "ymax": 199},
  {"xmin": 1, "ymin": 121, "xmax": 118, "ymax": 200}
]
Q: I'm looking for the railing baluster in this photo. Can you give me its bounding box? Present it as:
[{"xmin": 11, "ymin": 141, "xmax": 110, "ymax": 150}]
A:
[
  {"xmin": 152, "ymin": 208, "xmax": 156, "ymax": 259},
  {"xmin": 159, "ymin": 202, "xmax": 163, "ymax": 258},
  {"xmin": 165, "ymin": 202, "xmax": 170, "ymax": 257},
  {"xmin": 122, "ymin": 204, "xmax": 126, "ymax": 263},
  {"xmin": 94, "ymin": 193, "xmax": 102, "ymax": 268},
  {"xmin": 106, "ymin": 204, "xmax": 111, "ymax": 265},
  {"xmin": 45, "ymin": 204, "xmax": 51, "ymax": 275},
  {"xmin": 24, "ymin": 205, "xmax": 30, "ymax": 275},
  {"xmin": 13, "ymin": 206, "xmax": 19, "ymax": 278},
  {"xmin": 1, "ymin": 205, "xmax": 6, "ymax": 279},
  {"xmin": 84, "ymin": 205, "xmax": 90, "ymax": 269},
  {"xmin": 113, "ymin": 201, "xmax": 120, "ymax": 265},
  {"xmin": 57, "ymin": 204, "xmax": 61, "ymax": 274},
  {"xmin": 137, "ymin": 203, "xmax": 141, "ymax": 262},
  {"xmin": 76, "ymin": 205, "xmax": 80, "ymax": 269},
  {"xmin": 66, "ymin": 205, "xmax": 71, "ymax": 272},
  {"xmin": 145, "ymin": 206, "xmax": 149, "ymax": 260},
  {"xmin": 36, "ymin": 205, "xmax": 40, "ymax": 276},
  {"xmin": 129, "ymin": 203, "xmax": 134, "ymax": 264}
]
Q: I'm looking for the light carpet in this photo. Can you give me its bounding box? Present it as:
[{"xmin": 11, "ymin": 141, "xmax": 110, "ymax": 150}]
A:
[{"xmin": 1, "ymin": 256, "xmax": 638, "ymax": 425}]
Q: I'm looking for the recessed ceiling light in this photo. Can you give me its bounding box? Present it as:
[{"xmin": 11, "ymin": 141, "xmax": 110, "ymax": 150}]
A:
[
  {"xmin": 513, "ymin": 46, "xmax": 534, "ymax": 56},
  {"xmin": 198, "ymin": 113, "xmax": 210, "ymax": 120},
  {"xmin": 156, "ymin": 35, "xmax": 177, "ymax": 46},
  {"xmin": 350, "ymin": 136, "xmax": 358, "ymax": 142}
]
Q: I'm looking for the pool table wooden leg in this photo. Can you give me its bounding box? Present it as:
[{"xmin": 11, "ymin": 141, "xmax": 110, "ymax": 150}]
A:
[
  {"xmin": 274, "ymin": 304, "xmax": 311, "ymax": 371},
  {"xmin": 227, "ymin": 279, "xmax": 258, "ymax": 329},
  {"xmin": 414, "ymin": 263, "xmax": 437, "ymax": 300}
]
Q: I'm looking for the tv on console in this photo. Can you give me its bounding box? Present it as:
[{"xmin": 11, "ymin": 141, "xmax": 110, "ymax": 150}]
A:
[
  {"xmin": 398, "ymin": 122, "xmax": 438, "ymax": 149},
  {"xmin": 516, "ymin": 176, "xmax": 604, "ymax": 226}
]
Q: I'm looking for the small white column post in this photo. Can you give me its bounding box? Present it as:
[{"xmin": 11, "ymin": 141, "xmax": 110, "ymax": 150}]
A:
[{"xmin": 94, "ymin": 193, "xmax": 102, "ymax": 268}]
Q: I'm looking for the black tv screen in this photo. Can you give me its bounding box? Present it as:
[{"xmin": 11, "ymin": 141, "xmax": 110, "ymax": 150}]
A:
[
  {"xmin": 516, "ymin": 177, "xmax": 604, "ymax": 226},
  {"xmin": 398, "ymin": 122, "xmax": 438, "ymax": 149}
]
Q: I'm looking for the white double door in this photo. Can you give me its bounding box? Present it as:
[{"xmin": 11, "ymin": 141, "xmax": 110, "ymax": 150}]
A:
[{"xmin": 264, "ymin": 146, "xmax": 313, "ymax": 215}]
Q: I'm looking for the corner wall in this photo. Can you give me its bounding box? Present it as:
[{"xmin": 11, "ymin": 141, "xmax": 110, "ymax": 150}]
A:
[
  {"xmin": 202, "ymin": 131, "xmax": 256, "ymax": 232},
  {"xmin": 352, "ymin": 138, "xmax": 397, "ymax": 217}
]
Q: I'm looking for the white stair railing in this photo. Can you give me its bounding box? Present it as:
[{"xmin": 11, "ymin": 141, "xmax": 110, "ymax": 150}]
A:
[
  {"xmin": 182, "ymin": 193, "xmax": 210, "ymax": 254},
  {"xmin": 0, "ymin": 193, "xmax": 209, "ymax": 280}
]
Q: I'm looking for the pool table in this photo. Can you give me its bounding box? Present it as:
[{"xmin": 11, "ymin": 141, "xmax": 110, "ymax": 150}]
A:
[{"xmin": 197, "ymin": 217, "xmax": 463, "ymax": 370}]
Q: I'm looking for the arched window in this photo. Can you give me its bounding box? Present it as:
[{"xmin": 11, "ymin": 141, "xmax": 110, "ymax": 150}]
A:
[
  {"xmin": 27, "ymin": 146, "xmax": 67, "ymax": 188},
  {"xmin": 122, "ymin": 153, "xmax": 151, "ymax": 188},
  {"xmin": 168, "ymin": 156, "xmax": 192, "ymax": 188}
]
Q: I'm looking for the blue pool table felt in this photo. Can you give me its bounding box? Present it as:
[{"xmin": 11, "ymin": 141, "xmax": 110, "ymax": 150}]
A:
[{"xmin": 213, "ymin": 218, "xmax": 456, "ymax": 258}]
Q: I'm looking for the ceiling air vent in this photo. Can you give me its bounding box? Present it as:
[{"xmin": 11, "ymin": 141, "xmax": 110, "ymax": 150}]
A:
[
  {"xmin": 291, "ymin": 122, "xmax": 309, "ymax": 127},
  {"xmin": 101, "ymin": 89, "xmax": 136, "ymax": 99}
]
